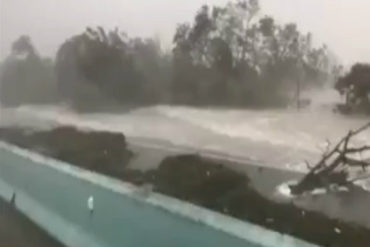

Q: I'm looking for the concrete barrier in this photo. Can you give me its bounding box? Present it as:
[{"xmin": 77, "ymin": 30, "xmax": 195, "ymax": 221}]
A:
[{"xmin": 0, "ymin": 142, "xmax": 319, "ymax": 247}]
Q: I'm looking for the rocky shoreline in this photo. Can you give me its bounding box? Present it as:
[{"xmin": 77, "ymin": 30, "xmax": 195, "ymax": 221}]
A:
[{"xmin": 1, "ymin": 126, "xmax": 370, "ymax": 247}]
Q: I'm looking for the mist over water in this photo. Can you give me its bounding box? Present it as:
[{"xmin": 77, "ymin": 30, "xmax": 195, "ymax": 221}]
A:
[{"xmin": 1, "ymin": 88, "xmax": 369, "ymax": 173}]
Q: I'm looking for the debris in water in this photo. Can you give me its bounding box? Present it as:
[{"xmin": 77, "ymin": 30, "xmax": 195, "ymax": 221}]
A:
[
  {"xmin": 276, "ymin": 180, "xmax": 297, "ymax": 198},
  {"xmin": 290, "ymin": 122, "xmax": 370, "ymax": 195},
  {"xmin": 311, "ymin": 188, "xmax": 327, "ymax": 195}
]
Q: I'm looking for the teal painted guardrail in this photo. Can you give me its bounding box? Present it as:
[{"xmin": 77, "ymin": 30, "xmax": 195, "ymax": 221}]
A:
[{"xmin": 0, "ymin": 142, "xmax": 319, "ymax": 247}]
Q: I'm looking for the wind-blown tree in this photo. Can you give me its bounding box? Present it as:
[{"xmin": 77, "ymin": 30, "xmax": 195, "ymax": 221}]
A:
[
  {"xmin": 0, "ymin": 36, "xmax": 57, "ymax": 106},
  {"xmin": 172, "ymin": 0, "xmax": 331, "ymax": 107},
  {"xmin": 55, "ymin": 27, "xmax": 171, "ymax": 109},
  {"xmin": 55, "ymin": 27, "xmax": 143, "ymax": 108},
  {"xmin": 129, "ymin": 37, "xmax": 172, "ymax": 103},
  {"xmin": 335, "ymin": 63, "xmax": 370, "ymax": 114}
]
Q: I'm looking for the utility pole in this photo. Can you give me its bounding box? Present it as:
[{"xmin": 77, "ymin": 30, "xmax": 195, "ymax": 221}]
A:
[
  {"xmin": 295, "ymin": 38, "xmax": 302, "ymax": 111},
  {"xmin": 296, "ymin": 70, "xmax": 301, "ymax": 110}
]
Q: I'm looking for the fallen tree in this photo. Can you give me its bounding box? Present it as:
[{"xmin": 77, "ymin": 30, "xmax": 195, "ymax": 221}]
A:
[{"xmin": 290, "ymin": 122, "xmax": 370, "ymax": 195}]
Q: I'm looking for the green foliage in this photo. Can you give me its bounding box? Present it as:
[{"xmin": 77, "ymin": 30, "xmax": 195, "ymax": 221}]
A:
[
  {"xmin": 335, "ymin": 63, "xmax": 370, "ymax": 113},
  {"xmin": 11, "ymin": 35, "xmax": 36, "ymax": 55},
  {"xmin": 172, "ymin": 0, "xmax": 331, "ymax": 107},
  {"xmin": 0, "ymin": 36, "xmax": 57, "ymax": 106},
  {"xmin": 1, "ymin": 1, "xmax": 334, "ymax": 110},
  {"xmin": 55, "ymin": 27, "xmax": 171, "ymax": 108},
  {"xmin": 55, "ymin": 28, "xmax": 141, "ymax": 106}
]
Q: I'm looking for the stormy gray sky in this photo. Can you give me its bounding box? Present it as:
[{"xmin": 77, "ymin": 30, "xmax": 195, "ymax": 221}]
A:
[{"xmin": 1, "ymin": 0, "xmax": 369, "ymax": 65}]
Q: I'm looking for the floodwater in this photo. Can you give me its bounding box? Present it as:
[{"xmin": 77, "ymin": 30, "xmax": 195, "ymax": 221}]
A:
[
  {"xmin": 1, "ymin": 89, "xmax": 369, "ymax": 171},
  {"xmin": 1, "ymin": 88, "xmax": 370, "ymax": 229}
]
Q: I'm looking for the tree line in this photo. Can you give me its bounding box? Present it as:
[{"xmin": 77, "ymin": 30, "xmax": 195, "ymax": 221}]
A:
[
  {"xmin": 1, "ymin": 0, "xmax": 347, "ymax": 111},
  {"xmin": 335, "ymin": 63, "xmax": 370, "ymax": 113}
]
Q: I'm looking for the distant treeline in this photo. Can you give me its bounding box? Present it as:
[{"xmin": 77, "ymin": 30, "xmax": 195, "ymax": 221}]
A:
[
  {"xmin": 335, "ymin": 63, "xmax": 370, "ymax": 114},
  {"xmin": 1, "ymin": 0, "xmax": 337, "ymax": 110}
]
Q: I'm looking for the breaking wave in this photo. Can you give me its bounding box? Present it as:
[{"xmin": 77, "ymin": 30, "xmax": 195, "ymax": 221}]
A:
[{"xmin": 1, "ymin": 89, "xmax": 369, "ymax": 172}]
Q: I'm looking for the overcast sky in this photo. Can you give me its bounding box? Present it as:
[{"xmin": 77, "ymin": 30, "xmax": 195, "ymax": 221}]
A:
[{"xmin": 1, "ymin": 0, "xmax": 369, "ymax": 65}]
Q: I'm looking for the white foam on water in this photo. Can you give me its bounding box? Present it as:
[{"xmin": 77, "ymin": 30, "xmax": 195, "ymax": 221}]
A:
[
  {"xmin": 276, "ymin": 181, "xmax": 297, "ymax": 198},
  {"xmin": 354, "ymin": 179, "xmax": 370, "ymax": 192},
  {"xmin": 1, "ymin": 88, "xmax": 369, "ymax": 172}
]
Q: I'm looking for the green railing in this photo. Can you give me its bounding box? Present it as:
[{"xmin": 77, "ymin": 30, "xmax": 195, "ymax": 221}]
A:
[{"xmin": 0, "ymin": 142, "xmax": 318, "ymax": 247}]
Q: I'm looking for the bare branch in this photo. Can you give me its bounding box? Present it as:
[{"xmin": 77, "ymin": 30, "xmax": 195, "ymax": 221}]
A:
[
  {"xmin": 304, "ymin": 160, "xmax": 312, "ymax": 170},
  {"xmin": 346, "ymin": 146, "xmax": 370, "ymax": 153},
  {"xmin": 290, "ymin": 122, "xmax": 370, "ymax": 195},
  {"xmin": 350, "ymin": 122, "xmax": 370, "ymax": 136},
  {"xmin": 348, "ymin": 173, "xmax": 370, "ymax": 183},
  {"xmin": 345, "ymin": 157, "xmax": 370, "ymax": 169},
  {"xmin": 325, "ymin": 139, "xmax": 331, "ymax": 153}
]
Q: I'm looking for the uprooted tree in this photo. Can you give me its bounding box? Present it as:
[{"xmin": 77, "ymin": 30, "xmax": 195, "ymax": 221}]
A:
[{"xmin": 290, "ymin": 122, "xmax": 370, "ymax": 195}]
